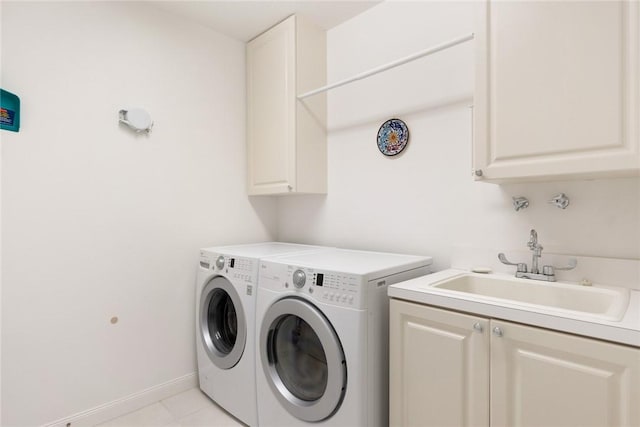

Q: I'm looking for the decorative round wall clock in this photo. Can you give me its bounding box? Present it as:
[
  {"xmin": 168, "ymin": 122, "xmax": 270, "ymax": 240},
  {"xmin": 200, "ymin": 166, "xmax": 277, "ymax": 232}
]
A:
[{"xmin": 377, "ymin": 118, "xmax": 409, "ymax": 156}]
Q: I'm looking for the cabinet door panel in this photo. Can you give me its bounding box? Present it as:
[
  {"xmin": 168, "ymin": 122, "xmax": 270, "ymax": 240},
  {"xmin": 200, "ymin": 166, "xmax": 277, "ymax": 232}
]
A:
[
  {"xmin": 390, "ymin": 300, "xmax": 489, "ymax": 427},
  {"xmin": 247, "ymin": 17, "xmax": 296, "ymax": 194},
  {"xmin": 491, "ymin": 320, "xmax": 640, "ymax": 427},
  {"xmin": 474, "ymin": 0, "xmax": 639, "ymax": 181},
  {"xmin": 492, "ymin": 1, "xmax": 622, "ymax": 158}
]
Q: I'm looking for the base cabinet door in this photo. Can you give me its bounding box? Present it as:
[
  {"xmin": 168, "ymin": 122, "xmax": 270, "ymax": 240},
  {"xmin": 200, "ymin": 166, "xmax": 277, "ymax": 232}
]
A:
[
  {"xmin": 389, "ymin": 300, "xmax": 640, "ymax": 427},
  {"xmin": 491, "ymin": 320, "xmax": 640, "ymax": 427},
  {"xmin": 390, "ymin": 300, "xmax": 490, "ymax": 427}
]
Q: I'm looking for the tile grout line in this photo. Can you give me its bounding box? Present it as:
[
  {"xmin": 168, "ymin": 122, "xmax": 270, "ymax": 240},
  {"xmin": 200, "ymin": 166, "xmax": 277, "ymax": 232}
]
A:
[{"xmin": 160, "ymin": 389, "xmax": 215, "ymax": 422}]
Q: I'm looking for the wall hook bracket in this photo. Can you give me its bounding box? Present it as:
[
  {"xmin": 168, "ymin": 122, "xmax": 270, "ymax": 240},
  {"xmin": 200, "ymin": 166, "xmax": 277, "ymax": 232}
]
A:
[{"xmin": 119, "ymin": 108, "xmax": 153, "ymax": 133}]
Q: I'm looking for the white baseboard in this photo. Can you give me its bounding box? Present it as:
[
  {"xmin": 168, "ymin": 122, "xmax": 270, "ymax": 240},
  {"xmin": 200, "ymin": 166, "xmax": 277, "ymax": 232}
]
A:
[{"xmin": 43, "ymin": 373, "xmax": 198, "ymax": 427}]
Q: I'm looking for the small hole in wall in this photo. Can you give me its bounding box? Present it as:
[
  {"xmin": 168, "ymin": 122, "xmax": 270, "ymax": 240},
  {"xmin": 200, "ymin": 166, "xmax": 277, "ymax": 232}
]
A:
[
  {"xmin": 110, "ymin": 316, "xmax": 118, "ymax": 324},
  {"xmin": 66, "ymin": 423, "xmax": 71, "ymax": 427}
]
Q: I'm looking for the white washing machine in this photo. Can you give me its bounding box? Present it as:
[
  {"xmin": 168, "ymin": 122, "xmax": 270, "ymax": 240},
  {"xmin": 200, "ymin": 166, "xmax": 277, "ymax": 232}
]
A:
[
  {"xmin": 196, "ymin": 242, "xmax": 329, "ymax": 426},
  {"xmin": 256, "ymin": 248, "xmax": 433, "ymax": 426}
]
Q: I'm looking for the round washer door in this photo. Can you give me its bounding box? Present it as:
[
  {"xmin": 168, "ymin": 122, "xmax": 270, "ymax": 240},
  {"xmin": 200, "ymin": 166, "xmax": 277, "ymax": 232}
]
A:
[
  {"xmin": 260, "ymin": 297, "xmax": 347, "ymax": 422},
  {"xmin": 200, "ymin": 276, "xmax": 247, "ymax": 370}
]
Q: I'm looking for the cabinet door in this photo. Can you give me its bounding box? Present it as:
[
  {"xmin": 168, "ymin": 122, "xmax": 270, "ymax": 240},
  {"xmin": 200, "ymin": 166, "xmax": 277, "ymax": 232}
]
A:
[
  {"xmin": 474, "ymin": 1, "xmax": 639, "ymax": 182},
  {"xmin": 247, "ymin": 17, "xmax": 296, "ymax": 195},
  {"xmin": 389, "ymin": 300, "xmax": 490, "ymax": 427},
  {"xmin": 491, "ymin": 320, "xmax": 640, "ymax": 427}
]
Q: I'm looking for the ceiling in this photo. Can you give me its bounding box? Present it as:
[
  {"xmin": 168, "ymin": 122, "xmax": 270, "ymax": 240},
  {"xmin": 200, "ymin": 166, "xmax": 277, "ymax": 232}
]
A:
[{"xmin": 150, "ymin": 1, "xmax": 381, "ymax": 42}]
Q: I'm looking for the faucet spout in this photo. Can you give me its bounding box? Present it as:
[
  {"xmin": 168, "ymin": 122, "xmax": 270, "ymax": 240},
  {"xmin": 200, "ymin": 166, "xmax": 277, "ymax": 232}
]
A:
[
  {"xmin": 527, "ymin": 229, "xmax": 538, "ymax": 250},
  {"xmin": 501, "ymin": 229, "xmax": 573, "ymax": 282},
  {"xmin": 527, "ymin": 229, "xmax": 543, "ymax": 274}
]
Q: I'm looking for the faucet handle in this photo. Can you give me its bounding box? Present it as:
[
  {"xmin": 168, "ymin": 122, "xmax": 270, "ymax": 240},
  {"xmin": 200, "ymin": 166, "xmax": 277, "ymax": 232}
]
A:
[
  {"xmin": 498, "ymin": 253, "xmax": 527, "ymax": 273},
  {"xmin": 512, "ymin": 196, "xmax": 529, "ymax": 211},
  {"xmin": 549, "ymin": 193, "xmax": 570, "ymax": 209},
  {"xmin": 542, "ymin": 258, "xmax": 577, "ymax": 276}
]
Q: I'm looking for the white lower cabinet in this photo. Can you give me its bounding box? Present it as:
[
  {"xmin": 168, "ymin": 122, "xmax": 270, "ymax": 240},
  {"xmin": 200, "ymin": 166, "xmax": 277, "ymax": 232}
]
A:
[
  {"xmin": 390, "ymin": 299, "xmax": 640, "ymax": 427},
  {"xmin": 390, "ymin": 299, "xmax": 490, "ymax": 426},
  {"xmin": 491, "ymin": 320, "xmax": 640, "ymax": 427}
]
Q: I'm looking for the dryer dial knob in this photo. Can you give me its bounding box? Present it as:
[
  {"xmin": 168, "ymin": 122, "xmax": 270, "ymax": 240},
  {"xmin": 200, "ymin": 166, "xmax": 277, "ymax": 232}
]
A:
[
  {"xmin": 215, "ymin": 256, "xmax": 225, "ymax": 270},
  {"xmin": 292, "ymin": 270, "xmax": 306, "ymax": 288}
]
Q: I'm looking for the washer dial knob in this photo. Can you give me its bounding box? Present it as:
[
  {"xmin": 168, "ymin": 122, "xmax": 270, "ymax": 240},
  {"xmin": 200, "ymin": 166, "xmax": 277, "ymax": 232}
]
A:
[
  {"xmin": 292, "ymin": 269, "xmax": 306, "ymax": 288},
  {"xmin": 215, "ymin": 256, "xmax": 225, "ymax": 270}
]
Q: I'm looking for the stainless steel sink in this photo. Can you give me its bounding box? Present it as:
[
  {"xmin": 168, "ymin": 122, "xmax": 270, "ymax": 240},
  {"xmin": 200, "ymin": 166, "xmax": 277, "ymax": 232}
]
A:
[{"xmin": 426, "ymin": 273, "xmax": 630, "ymax": 321}]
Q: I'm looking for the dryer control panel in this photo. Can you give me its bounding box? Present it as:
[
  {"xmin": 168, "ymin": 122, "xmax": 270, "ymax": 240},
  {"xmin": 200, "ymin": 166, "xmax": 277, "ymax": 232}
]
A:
[
  {"xmin": 200, "ymin": 251, "xmax": 257, "ymax": 286},
  {"xmin": 260, "ymin": 262, "xmax": 365, "ymax": 309},
  {"xmin": 227, "ymin": 257, "xmax": 255, "ymax": 284},
  {"xmin": 199, "ymin": 250, "xmax": 214, "ymax": 270}
]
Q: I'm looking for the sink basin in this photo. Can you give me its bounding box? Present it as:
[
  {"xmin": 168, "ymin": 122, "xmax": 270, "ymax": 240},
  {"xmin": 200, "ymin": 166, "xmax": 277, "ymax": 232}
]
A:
[{"xmin": 427, "ymin": 273, "xmax": 630, "ymax": 322}]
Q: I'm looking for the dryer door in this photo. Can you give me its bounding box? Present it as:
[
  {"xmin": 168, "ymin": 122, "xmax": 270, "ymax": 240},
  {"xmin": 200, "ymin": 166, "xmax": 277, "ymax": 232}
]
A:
[
  {"xmin": 200, "ymin": 276, "xmax": 247, "ymax": 369},
  {"xmin": 260, "ymin": 297, "xmax": 347, "ymax": 422}
]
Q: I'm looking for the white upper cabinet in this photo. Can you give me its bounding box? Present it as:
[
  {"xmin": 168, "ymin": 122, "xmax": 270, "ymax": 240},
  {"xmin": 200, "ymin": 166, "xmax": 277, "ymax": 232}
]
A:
[
  {"xmin": 247, "ymin": 15, "xmax": 327, "ymax": 195},
  {"xmin": 473, "ymin": 1, "xmax": 639, "ymax": 182}
]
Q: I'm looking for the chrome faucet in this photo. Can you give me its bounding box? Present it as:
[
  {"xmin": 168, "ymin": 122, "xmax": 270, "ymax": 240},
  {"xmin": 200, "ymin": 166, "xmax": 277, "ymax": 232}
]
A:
[
  {"xmin": 498, "ymin": 229, "xmax": 577, "ymax": 282},
  {"xmin": 527, "ymin": 229, "xmax": 543, "ymax": 274}
]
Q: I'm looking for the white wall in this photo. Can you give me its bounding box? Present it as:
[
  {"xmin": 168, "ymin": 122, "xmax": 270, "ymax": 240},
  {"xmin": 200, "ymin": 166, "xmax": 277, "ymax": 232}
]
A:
[
  {"xmin": 2, "ymin": 1, "xmax": 639, "ymax": 425},
  {"xmin": 278, "ymin": 1, "xmax": 640, "ymax": 271},
  {"xmin": 1, "ymin": 2, "xmax": 276, "ymax": 425},
  {"xmin": 0, "ymin": 4, "xmax": 4, "ymax": 423}
]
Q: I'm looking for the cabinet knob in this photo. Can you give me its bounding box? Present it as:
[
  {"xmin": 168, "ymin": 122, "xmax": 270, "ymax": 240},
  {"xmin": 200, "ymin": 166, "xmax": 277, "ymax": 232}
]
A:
[
  {"xmin": 473, "ymin": 322, "xmax": 483, "ymax": 332},
  {"xmin": 474, "ymin": 169, "xmax": 483, "ymax": 177},
  {"xmin": 492, "ymin": 326, "xmax": 504, "ymax": 337}
]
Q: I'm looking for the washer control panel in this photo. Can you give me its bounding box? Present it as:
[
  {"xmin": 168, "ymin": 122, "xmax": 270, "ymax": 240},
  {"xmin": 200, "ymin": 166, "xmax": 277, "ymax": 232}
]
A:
[
  {"xmin": 215, "ymin": 255, "xmax": 225, "ymax": 270},
  {"xmin": 283, "ymin": 265, "xmax": 362, "ymax": 309},
  {"xmin": 292, "ymin": 269, "xmax": 306, "ymax": 288}
]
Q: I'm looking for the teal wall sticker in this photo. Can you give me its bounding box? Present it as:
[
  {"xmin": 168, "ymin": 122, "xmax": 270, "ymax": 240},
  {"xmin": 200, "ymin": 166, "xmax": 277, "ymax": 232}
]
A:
[{"xmin": 1, "ymin": 88, "xmax": 21, "ymax": 132}]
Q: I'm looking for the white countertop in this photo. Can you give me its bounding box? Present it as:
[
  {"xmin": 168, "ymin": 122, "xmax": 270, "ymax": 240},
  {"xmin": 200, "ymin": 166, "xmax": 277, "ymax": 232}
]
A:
[{"xmin": 388, "ymin": 269, "xmax": 640, "ymax": 347}]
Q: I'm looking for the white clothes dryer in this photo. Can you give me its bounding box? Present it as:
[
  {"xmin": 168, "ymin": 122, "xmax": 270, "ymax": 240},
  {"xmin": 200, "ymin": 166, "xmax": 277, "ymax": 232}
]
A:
[
  {"xmin": 196, "ymin": 242, "xmax": 328, "ymax": 426},
  {"xmin": 256, "ymin": 248, "xmax": 432, "ymax": 426}
]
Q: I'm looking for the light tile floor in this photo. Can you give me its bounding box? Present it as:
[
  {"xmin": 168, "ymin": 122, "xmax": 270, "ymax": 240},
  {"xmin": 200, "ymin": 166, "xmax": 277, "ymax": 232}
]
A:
[{"xmin": 95, "ymin": 388, "xmax": 246, "ymax": 427}]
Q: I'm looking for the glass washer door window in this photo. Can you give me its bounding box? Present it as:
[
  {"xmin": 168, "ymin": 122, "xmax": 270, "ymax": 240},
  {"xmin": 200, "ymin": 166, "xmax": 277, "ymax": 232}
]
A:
[
  {"xmin": 200, "ymin": 276, "xmax": 247, "ymax": 370},
  {"xmin": 261, "ymin": 297, "xmax": 346, "ymax": 422},
  {"xmin": 273, "ymin": 315, "xmax": 328, "ymax": 401}
]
